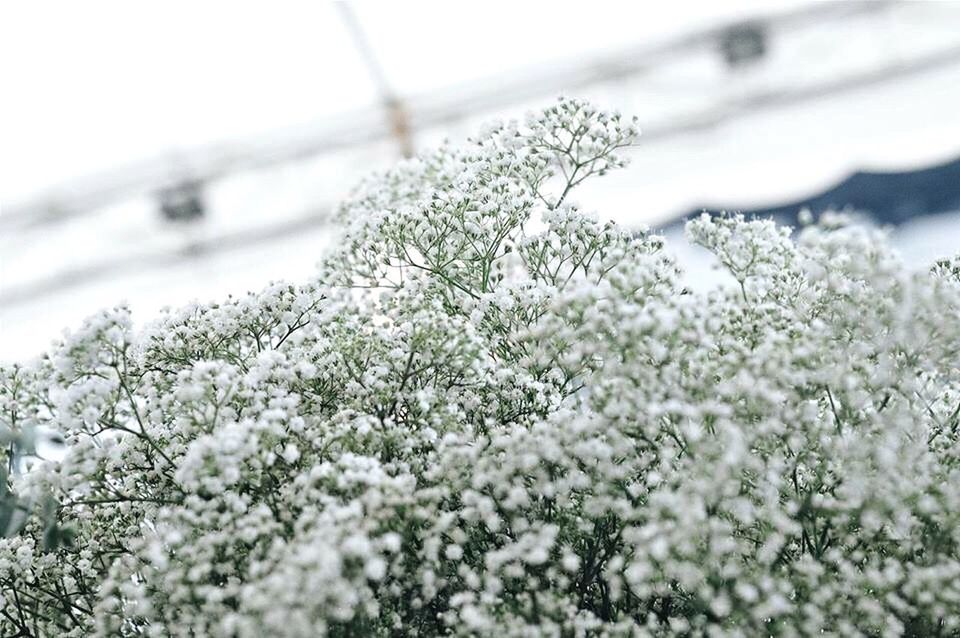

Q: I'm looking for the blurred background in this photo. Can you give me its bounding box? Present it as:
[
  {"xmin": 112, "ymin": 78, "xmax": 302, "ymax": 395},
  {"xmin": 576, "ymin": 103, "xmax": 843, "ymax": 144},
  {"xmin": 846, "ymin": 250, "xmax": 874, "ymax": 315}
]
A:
[{"xmin": 3, "ymin": 0, "xmax": 960, "ymax": 361}]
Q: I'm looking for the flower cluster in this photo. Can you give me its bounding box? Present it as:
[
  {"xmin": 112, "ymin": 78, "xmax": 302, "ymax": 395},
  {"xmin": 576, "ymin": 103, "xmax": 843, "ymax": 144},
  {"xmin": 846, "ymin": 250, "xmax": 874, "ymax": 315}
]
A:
[{"xmin": 1, "ymin": 97, "xmax": 959, "ymax": 636}]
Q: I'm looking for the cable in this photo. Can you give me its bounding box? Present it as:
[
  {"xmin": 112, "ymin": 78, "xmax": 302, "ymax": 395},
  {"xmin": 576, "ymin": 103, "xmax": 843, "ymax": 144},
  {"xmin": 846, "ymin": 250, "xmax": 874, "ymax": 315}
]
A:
[
  {"xmin": 1, "ymin": 209, "xmax": 332, "ymax": 306},
  {"xmin": 1, "ymin": 0, "xmax": 897, "ymax": 230},
  {"xmin": 6, "ymin": 40, "xmax": 960, "ymax": 308},
  {"xmin": 335, "ymin": 2, "xmax": 414, "ymax": 158}
]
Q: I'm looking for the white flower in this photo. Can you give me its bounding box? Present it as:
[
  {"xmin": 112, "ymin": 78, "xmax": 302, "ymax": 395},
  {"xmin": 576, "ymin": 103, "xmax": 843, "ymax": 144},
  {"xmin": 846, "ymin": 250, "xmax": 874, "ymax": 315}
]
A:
[{"xmin": 3, "ymin": 98, "xmax": 959, "ymax": 638}]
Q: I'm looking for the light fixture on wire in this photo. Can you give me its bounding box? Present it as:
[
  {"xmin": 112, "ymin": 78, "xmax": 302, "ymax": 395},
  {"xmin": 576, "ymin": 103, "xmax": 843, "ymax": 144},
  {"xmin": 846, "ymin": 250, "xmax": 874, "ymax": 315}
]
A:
[
  {"xmin": 718, "ymin": 21, "xmax": 768, "ymax": 69},
  {"xmin": 157, "ymin": 180, "xmax": 206, "ymax": 223}
]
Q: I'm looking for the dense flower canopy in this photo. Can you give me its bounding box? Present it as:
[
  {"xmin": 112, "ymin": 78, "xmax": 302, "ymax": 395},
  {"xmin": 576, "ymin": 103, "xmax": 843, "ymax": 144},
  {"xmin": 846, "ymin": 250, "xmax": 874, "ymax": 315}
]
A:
[{"xmin": 2, "ymin": 98, "xmax": 960, "ymax": 637}]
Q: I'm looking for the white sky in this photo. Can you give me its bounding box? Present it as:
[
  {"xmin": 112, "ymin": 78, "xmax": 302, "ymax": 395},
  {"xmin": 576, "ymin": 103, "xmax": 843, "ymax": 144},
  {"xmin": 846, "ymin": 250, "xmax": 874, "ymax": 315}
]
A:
[{"xmin": 1, "ymin": 0, "xmax": 805, "ymax": 204}]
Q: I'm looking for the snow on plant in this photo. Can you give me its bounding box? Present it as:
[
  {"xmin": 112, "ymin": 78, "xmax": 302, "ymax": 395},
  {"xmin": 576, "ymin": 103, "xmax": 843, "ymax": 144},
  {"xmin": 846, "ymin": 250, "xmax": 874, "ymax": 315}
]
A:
[{"xmin": 1, "ymin": 97, "xmax": 959, "ymax": 637}]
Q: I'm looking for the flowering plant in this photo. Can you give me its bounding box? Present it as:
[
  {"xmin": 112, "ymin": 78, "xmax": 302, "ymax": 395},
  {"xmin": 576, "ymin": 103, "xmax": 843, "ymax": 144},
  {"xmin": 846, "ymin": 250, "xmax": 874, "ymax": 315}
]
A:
[{"xmin": 2, "ymin": 98, "xmax": 959, "ymax": 637}]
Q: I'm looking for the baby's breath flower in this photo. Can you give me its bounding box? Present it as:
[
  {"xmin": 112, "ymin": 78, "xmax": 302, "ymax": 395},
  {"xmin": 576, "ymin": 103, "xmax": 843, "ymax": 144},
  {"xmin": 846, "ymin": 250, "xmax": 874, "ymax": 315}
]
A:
[{"xmin": 1, "ymin": 98, "xmax": 958, "ymax": 637}]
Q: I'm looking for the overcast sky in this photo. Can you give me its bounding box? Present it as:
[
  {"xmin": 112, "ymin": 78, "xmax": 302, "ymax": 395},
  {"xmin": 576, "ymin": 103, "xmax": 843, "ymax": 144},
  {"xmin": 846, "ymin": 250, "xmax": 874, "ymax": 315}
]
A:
[{"xmin": 1, "ymin": 0, "xmax": 804, "ymax": 204}]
